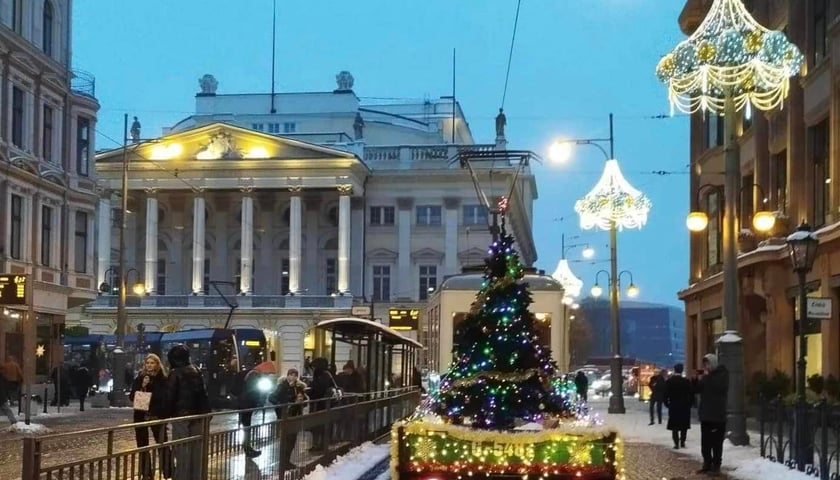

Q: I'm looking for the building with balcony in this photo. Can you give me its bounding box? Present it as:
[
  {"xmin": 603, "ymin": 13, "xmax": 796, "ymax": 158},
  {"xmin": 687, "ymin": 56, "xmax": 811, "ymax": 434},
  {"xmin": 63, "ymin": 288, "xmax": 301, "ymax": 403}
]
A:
[
  {"xmin": 0, "ymin": 0, "xmax": 100, "ymax": 375},
  {"xmin": 83, "ymin": 72, "xmax": 538, "ymax": 374},
  {"xmin": 677, "ymin": 1, "xmax": 840, "ymax": 382}
]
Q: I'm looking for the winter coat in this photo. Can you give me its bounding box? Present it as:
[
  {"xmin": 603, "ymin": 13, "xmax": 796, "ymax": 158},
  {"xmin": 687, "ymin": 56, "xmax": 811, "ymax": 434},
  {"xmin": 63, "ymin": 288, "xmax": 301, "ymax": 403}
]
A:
[
  {"xmin": 649, "ymin": 375, "xmax": 666, "ymax": 401},
  {"xmin": 166, "ymin": 352, "xmax": 210, "ymax": 417},
  {"xmin": 664, "ymin": 374, "xmax": 693, "ymax": 431},
  {"xmin": 337, "ymin": 371, "xmax": 365, "ymax": 394},
  {"xmin": 72, "ymin": 366, "xmax": 92, "ymax": 396},
  {"xmin": 574, "ymin": 372, "xmax": 589, "ymax": 394},
  {"xmin": 233, "ymin": 370, "xmax": 265, "ymax": 410},
  {"xmin": 695, "ymin": 365, "xmax": 729, "ymax": 423},
  {"xmin": 269, "ymin": 379, "xmax": 308, "ymax": 417},
  {"xmin": 129, "ymin": 370, "xmax": 169, "ymax": 421}
]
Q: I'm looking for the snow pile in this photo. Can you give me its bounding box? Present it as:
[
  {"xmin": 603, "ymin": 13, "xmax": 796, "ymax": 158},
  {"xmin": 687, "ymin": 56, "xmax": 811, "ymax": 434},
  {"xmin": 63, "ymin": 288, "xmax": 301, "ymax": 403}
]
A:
[
  {"xmin": 593, "ymin": 400, "xmax": 815, "ymax": 480},
  {"xmin": 302, "ymin": 442, "xmax": 389, "ymax": 480},
  {"xmin": 5, "ymin": 422, "xmax": 52, "ymax": 435}
]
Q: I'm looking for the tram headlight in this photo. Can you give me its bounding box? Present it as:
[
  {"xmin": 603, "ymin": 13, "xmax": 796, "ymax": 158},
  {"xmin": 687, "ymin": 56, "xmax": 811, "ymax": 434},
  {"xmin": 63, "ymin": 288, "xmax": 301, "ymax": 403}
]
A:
[{"xmin": 257, "ymin": 377, "xmax": 273, "ymax": 393}]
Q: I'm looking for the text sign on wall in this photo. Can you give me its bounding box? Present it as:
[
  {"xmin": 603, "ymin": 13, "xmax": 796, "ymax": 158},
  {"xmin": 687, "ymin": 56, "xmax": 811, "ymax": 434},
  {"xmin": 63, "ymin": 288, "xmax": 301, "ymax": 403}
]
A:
[
  {"xmin": 0, "ymin": 274, "xmax": 27, "ymax": 306},
  {"xmin": 389, "ymin": 309, "xmax": 419, "ymax": 331},
  {"xmin": 807, "ymin": 297, "xmax": 832, "ymax": 319}
]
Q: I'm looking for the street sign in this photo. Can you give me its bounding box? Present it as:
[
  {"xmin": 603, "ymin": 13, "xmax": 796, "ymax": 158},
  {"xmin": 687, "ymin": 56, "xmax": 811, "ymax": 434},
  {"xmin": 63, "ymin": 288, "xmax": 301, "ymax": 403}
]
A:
[
  {"xmin": 351, "ymin": 305, "xmax": 371, "ymax": 317},
  {"xmin": 807, "ymin": 297, "xmax": 832, "ymax": 319},
  {"xmin": 0, "ymin": 274, "xmax": 27, "ymax": 306}
]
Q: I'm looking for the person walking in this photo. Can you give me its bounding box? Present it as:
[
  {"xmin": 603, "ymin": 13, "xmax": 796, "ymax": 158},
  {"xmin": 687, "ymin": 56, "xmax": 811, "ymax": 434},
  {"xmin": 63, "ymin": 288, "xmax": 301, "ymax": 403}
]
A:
[
  {"xmin": 648, "ymin": 369, "xmax": 666, "ymax": 425},
  {"xmin": 694, "ymin": 353, "xmax": 729, "ymax": 476},
  {"xmin": 0, "ymin": 372, "xmax": 18, "ymax": 424},
  {"xmin": 72, "ymin": 365, "xmax": 91, "ymax": 411},
  {"xmin": 664, "ymin": 363, "xmax": 693, "ymax": 449},
  {"xmin": 166, "ymin": 344, "xmax": 210, "ymax": 480},
  {"xmin": 269, "ymin": 368, "xmax": 308, "ymax": 470},
  {"xmin": 129, "ymin": 354, "xmax": 171, "ymax": 480},
  {"xmin": 2, "ymin": 355, "xmax": 23, "ymax": 403},
  {"xmin": 308, "ymin": 357, "xmax": 338, "ymax": 452},
  {"xmin": 574, "ymin": 371, "xmax": 589, "ymax": 403},
  {"xmin": 231, "ymin": 365, "xmax": 264, "ymax": 458}
]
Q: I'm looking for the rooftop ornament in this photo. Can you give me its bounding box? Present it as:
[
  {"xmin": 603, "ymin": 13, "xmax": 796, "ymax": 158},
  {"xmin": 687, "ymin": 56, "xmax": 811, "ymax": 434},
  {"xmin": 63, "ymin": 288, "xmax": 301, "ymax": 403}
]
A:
[{"xmin": 574, "ymin": 159, "xmax": 651, "ymax": 231}]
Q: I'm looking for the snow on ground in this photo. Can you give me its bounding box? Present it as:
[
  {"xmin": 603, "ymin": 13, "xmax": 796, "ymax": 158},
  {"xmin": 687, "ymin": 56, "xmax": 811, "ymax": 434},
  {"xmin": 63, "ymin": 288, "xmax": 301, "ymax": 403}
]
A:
[
  {"xmin": 591, "ymin": 397, "xmax": 814, "ymax": 480},
  {"xmin": 5, "ymin": 422, "xmax": 53, "ymax": 435},
  {"xmin": 302, "ymin": 442, "xmax": 389, "ymax": 480}
]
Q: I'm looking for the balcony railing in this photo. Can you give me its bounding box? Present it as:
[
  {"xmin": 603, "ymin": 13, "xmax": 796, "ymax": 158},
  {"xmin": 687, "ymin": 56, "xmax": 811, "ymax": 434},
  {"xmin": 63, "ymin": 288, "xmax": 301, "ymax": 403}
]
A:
[
  {"xmin": 70, "ymin": 69, "xmax": 96, "ymax": 99},
  {"xmin": 87, "ymin": 294, "xmax": 353, "ymax": 310},
  {"xmin": 363, "ymin": 144, "xmax": 496, "ymax": 169}
]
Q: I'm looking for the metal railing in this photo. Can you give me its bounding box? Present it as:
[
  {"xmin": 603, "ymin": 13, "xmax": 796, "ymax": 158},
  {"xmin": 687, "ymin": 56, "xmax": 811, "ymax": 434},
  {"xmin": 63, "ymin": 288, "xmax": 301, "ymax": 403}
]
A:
[
  {"xmin": 759, "ymin": 398, "xmax": 840, "ymax": 479},
  {"xmin": 21, "ymin": 387, "xmax": 420, "ymax": 480},
  {"xmin": 70, "ymin": 69, "xmax": 96, "ymax": 98}
]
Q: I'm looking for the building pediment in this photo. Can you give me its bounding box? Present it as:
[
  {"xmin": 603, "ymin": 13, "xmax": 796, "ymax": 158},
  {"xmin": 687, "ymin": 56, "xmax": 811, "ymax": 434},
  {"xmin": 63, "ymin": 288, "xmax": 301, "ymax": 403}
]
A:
[
  {"xmin": 458, "ymin": 247, "xmax": 486, "ymax": 262},
  {"xmin": 368, "ymin": 248, "xmax": 398, "ymax": 261},
  {"xmin": 411, "ymin": 248, "xmax": 444, "ymax": 262}
]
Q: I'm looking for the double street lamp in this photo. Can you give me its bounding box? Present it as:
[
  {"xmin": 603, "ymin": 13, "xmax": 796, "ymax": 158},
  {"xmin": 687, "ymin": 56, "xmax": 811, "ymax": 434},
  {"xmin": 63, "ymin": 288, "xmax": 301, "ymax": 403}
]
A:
[
  {"xmin": 590, "ymin": 270, "xmax": 639, "ymax": 300},
  {"xmin": 99, "ymin": 266, "xmax": 145, "ymax": 296},
  {"xmin": 786, "ymin": 222, "xmax": 819, "ymax": 471},
  {"xmin": 686, "ymin": 183, "xmax": 776, "ymax": 235}
]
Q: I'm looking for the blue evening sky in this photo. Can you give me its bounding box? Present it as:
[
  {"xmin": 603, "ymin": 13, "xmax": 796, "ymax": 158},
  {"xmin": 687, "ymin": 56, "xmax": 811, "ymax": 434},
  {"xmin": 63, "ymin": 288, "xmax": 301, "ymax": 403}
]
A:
[{"xmin": 73, "ymin": 1, "xmax": 690, "ymax": 307}]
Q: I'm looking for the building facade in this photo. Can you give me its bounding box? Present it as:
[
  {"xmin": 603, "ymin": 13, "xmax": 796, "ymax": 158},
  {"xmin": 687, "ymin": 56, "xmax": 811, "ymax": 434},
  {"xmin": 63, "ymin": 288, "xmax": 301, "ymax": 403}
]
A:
[
  {"xmin": 83, "ymin": 73, "xmax": 538, "ymax": 374},
  {"xmin": 678, "ymin": 1, "xmax": 840, "ymax": 382},
  {"xmin": 0, "ymin": 0, "xmax": 100, "ymax": 376}
]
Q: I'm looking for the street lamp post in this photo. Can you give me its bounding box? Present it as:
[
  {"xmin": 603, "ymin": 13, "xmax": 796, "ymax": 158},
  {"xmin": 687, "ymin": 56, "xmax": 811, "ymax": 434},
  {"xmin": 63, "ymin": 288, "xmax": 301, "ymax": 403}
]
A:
[
  {"xmin": 657, "ymin": 0, "xmax": 804, "ymax": 445},
  {"xmin": 591, "ymin": 270, "xmax": 639, "ymax": 300},
  {"xmin": 786, "ymin": 222, "xmax": 819, "ymax": 471},
  {"xmin": 564, "ymin": 116, "xmax": 651, "ymax": 415}
]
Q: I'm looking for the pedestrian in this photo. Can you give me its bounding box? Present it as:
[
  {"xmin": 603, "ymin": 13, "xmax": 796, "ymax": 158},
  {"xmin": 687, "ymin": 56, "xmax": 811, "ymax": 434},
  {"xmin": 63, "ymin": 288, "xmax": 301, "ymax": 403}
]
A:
[
  {"xmin": 648, "ymin": 369, "xmax": 666, "ymax": 425},
  {"xmin": 2, "ymin": 355, "xmax": 23, "ymax": 403},
  {"xmin": 574, "ymin": 371, "xmax": 589, "ymax": 403},
  {"xmin": 0, "ymin": 372, "xmax": 18, "ymax": 424},
  {"xmin": 231, "ymin": 364, "xmax": 264, "ymax": 458},
  {"xmin": 694, "ymin": 353, "xmax": 729, "ymax": 476},
  {"xmin": 72, "ymin": 365, "xmax": 91, "ymax": 411},
  {"xmin": 308, "ymin": 357, "xmax": 338, "ymax": 452},
  {"xmin": 665, "ymin": 363, "xmax": 693, "ymax": 449},
  {"xmin": 50, "ymin": 363, "xmax": 71, "ymax": 407},
  {"xmin": 269, "ymin": 368, "xmax": 308, "ymax": 470},
  {"xmin": 130, "ymin": 354, "xmax": 171, "ymax": 480},
  {"xmin": 166, "ymin": 344, "xmax": 210, "ymax": 480}
]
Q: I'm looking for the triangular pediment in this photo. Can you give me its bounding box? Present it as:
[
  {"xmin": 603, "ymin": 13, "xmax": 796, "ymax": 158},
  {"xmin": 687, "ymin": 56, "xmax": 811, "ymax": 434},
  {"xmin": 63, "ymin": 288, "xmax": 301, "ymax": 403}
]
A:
[
  {"xmin": 95, "ymin": 122, "xmax": 360, "ymax": 164},
  {"xmin": 411, "ymin": 248, "xmax": 444, "ymax": 261},
  {"xmin": 458, "ymin": 247, "xmax": 486, "ymax": 262},
  {"xmin": 367, "ymin": 248, "xmax": 398, "ymax": 261}
]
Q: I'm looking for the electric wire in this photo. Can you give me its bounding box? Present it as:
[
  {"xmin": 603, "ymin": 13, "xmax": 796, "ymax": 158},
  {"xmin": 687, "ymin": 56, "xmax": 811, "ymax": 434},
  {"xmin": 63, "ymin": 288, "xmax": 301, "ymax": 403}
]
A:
[{"xmin": 500, "ymin": 0, "xmax": 522, "ymax": 110}]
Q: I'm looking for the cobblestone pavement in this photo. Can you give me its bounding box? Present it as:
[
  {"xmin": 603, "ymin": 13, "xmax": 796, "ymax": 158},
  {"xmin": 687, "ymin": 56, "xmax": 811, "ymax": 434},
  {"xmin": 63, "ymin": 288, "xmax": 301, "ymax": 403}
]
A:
[{"xmin": 623, "ymin": 442, "xmax": 729, "ymax": 480}]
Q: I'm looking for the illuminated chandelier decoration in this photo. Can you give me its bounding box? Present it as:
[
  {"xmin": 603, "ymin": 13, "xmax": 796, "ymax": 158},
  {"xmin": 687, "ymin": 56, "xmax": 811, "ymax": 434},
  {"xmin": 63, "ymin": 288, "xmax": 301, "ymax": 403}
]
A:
[
  {"xmin": 575, "ymin": 160, "xmax": 651, "ymax": 231},
  {"xmin": 655, "ymin": 0, "xmax": 805, "ymax": 114},
  {"xmin": 551, "ymin": 259, "xmax": 583, "ymax": 298}
]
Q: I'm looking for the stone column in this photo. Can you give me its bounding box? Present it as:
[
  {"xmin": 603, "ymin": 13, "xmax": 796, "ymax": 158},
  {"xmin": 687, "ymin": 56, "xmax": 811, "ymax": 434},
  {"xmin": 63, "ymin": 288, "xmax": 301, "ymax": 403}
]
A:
[
  {"xmin": 337, "ymin": 185, "xmax": 352, "ymax": 294},
  {"xmin": 240, "ymin": 192, "xmax": 254, "ymax": 295},
  {"xmin": 191, "ymin": 194, "xmax": 206, "ymax": 295},
  {"xmin": 288, "ymin": 188, "xmax": 302, "ymax": 294},
  {"xmin": 443, "ymin": 197, "xmax": 460, "ymax": 276},
  {"xmin": 397, "ymin": 197, "xmax": 413, "ymax": 300},
  {"xmin": 144, "ymin": 193, "xmax": 158, "ymax": 295},
  {"xmin": 96, "ymin": 195, "xmax": 111, "ymax": 289}
]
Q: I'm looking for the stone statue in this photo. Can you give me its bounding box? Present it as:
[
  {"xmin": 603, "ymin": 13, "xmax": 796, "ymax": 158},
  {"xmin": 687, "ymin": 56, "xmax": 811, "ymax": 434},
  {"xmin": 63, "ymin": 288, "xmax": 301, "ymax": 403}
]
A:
[
  {"xmin": 196, "ymin": 131, "xmax": 241, "ymax": 160},
  {"xmin": 353, "ymin": 112, "xmax": 365, "ymax": 140},
  {"xmin": 335, "ymin": 71, "xmax": 355, "ymax": 91},
  {"xmin": 129, "ymin": 116, "xmax": 141, "ymax": 143},
  {"xmin": 198, "ymin": 74, "xmax": 218, "ymax": 95},
  {"xmin": 495, "ymin": 108, "xmax": 506, "ymax": 138}
]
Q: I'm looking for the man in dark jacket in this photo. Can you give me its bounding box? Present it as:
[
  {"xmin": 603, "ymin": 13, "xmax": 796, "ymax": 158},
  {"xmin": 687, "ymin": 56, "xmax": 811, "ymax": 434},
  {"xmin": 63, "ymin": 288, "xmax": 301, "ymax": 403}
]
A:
[
  {"xmin": 0, "ymin": 374, "xmax": 17, "ymax": 424},
  {"xmin": 166, "ymin": 344, "xmax": 210, "ymax": 480},
  {"xmin": 269, "ymin": 368, "xmax": 308, "ymax": 469},
  {"xmin": 665, "ymin": 363, "xmax": 693, "ymax": 449},
  {"xmin": 233, "ymin": 366, "xmax": 265, "ymax": 458},
  {"xmin": 649, "ymin": 369, "xmax": 666, "ymax": 425},
  {"xmin": 308, "ymin": 357, "xmax": 337, "ymax": 451},
  {"xmin": 694, "ymin": 353, "xmax": 729, "ymax": 475},
  {"xmin": 72, "ymin": 365, "xmax": 91, "ymax": 411},
  {"xmin": 574, "ymin": 371, "xmax": 589, "ymax": 403}
]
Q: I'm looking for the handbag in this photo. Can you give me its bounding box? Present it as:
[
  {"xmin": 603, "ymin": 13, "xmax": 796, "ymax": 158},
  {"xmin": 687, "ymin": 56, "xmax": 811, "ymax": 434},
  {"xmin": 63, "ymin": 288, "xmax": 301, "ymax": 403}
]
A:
[
  {"xmin": 327, "ymin": 373, "xmax": 343, "ymax": 400},
  {"xmin": 133, "ymin": 391, "xmax": 152, "ymax": 412}
]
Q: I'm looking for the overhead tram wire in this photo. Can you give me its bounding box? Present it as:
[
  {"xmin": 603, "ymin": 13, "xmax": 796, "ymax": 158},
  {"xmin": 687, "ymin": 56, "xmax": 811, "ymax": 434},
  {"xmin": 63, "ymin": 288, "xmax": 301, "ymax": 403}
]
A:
[{"xmin": 500, "ymin": 0, "xmax": 522, "ymax": 110}]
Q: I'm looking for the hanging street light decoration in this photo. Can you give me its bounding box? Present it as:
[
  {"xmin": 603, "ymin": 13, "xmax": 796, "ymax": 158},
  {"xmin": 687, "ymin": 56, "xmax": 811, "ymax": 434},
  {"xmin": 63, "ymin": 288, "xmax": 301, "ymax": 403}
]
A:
[
  {"xmin": 656, "ymin": 0, "xmax": 804, "ymax": 115},
  {"xmin": 551, "ymin": 259, "xmax": 584, "ymax": 299},
  {"xmin": 575, "ymin": 159, "xmax": 652, "ymax": 231}
]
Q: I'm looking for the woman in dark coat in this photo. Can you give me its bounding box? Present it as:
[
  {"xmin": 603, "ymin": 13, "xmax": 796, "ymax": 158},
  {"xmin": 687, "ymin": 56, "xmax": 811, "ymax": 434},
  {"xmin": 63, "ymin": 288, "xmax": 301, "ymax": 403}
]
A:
[
  {"xmin": 664, "ymin": 363, "xmax": 694, "ymax": 449},
  {"xmin": 129, "ymin": 354, "xmax": 171, "ymax": 480}
]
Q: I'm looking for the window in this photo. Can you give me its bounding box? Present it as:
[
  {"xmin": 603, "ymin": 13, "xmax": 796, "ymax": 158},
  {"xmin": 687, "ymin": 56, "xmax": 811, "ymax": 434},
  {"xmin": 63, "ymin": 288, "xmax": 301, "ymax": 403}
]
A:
[
  {"xmin": 325, "ymin": 258, "xmax": 337, "ymax": 294},
  {"xmin": 11, "ymin": 0, "xmax": 22, "ymax": 33},
  {"xmin": 11, "ymin": 87, "xmax": 24, "ymax": 148},
  {"xmin": 74, "ymin": 211, "xmax": 88, "ymax": 273},
  {"xmin": 283, "ymin": 122, "xmax": 296, "ymax": 133},
  {"xmin": 267, "ymin": 123, "xmax": 280, "ymax": 134},
  {"xmin": 416, "ymin": 205, "xmax": 442, "ymax": 226},
  {"xmin": 280, "ymin": 258, "xmax": 290, "ymax": 295},
  {"xmin": 703, "ymin": 111, "xmax": 724, "ymax": 149},
  {"xmin": 813, "ymin": 0, "xmax": 828, "ymax": 64},
  {"xmin": 419, "ymin": 265, "xmax": 437, "ymax": 300},
  {"xmin": 741, "ymin": 174, "xmax": 754, "ymax": 228},
  {"xmin": 76, "ymin": 117, "xmax": 90, "ymax": 176},
  {"xmin": 251, "ymin": 123, "xmax": 264, "ymax": 132},
  {"xmin": 42, "ymin": 105, "xmax": 53, "ymax": 162},
  {"xmin": 43, "ymin": 1, "xmax": 54, "ymax": 56},
  {"xmin": 203, "ymin": 258, "xmax": 211, "ymax": 295},
  {"xmin": 10, "ymin": 194, "xmax": 23, "ymax": 260},
  {"xmin": 156, "ymin": 259, "xmax": 166, "ymax": 295},
  {"xmin": 463, "ymin": 204, "xmax": 488, "ymax": 225},
  {"xmin": 774, "ymin": 150, "xmax": 788, "ymax": 214},
  {"xmin": 369, "ymin": 206, "xmax": 395, "ymax": 226},
  {"xmin": 41, "ymin": 205, "xmax": 52, "ymax": 266},
  {"xmin": 811, "ymin": 120, "xmax": 829, "ymax": 226},
  {"xmin": 706, "ymin": 190, "xmax": 722, "ymax": 267},
  {"xmin": 372, "ymin": 265, "xmax": 391, "ymax": 301}
]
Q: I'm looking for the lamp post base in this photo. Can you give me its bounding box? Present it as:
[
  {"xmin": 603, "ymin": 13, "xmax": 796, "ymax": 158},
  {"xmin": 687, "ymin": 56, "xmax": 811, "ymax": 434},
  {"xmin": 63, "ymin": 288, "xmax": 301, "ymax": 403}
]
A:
[
  {"xmin": 716, "ymin": 331, "xmax": 749, "ymax": 446},
  {"xmin": 109, "ymin": 351, "xmax": 132, "ymax": 407},
  {"xmin": 608, "ymin": 355, "xmax": 626, "ymax": 414}
]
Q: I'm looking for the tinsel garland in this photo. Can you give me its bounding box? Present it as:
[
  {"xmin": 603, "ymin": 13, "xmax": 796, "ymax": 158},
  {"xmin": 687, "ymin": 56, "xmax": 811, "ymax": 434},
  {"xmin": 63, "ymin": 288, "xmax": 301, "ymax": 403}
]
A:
[
  {"xmin": 396, "ymin": 419, "xmax": 619, "ymax": 445},
  {"xmin": 445, "ymin": 368, "xmax": 540, "ymax": 388}
]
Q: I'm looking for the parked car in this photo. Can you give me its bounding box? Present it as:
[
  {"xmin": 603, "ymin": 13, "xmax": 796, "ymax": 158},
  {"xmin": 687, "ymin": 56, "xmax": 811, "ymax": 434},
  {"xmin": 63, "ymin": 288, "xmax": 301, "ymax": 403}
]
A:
[{"xmin": 591, "ymin": 374, "xmax": 612, "ymax": 397}]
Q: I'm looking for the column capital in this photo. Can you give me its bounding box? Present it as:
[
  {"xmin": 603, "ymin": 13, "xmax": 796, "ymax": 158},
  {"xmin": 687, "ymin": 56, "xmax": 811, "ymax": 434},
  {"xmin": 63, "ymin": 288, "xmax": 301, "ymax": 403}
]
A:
[
  {"xmin": 288, "ymin": 185, "xmax": 303, "ymax": 194},
  {"xmin": 239, "ymin": 186, "xmax": 254, "ymax": 194},
  {"xmin": 443, "ymin": 197, "xmax": 461, "ymax": 209},
  {"xmin": 397, "ymin": 197, "xmax": 414, "ymax": 210},
  {"xmin": 337, "ymin": 184, "xmax": 353, "ymax": 195},
  {"xmin": 144, "ymin": 188, "xmax": 158, "ymax": 196}
]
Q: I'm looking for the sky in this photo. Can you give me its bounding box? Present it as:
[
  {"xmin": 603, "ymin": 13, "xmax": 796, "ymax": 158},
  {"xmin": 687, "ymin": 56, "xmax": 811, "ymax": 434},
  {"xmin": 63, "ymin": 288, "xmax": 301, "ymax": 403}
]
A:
[{"xmin": 73, "ymin": 0, "xmax": 691, "ymax": 308}]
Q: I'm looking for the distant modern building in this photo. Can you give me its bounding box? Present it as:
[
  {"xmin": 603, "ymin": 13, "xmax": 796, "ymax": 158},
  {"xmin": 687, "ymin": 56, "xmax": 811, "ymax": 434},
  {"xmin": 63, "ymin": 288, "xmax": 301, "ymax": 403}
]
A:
[
  {"xmin": 81, "ymin": 72, "xmax": 538, "ymax": 374},
  {"xmin": 0, "ymin": 0, "xmax": 100, "ymax": 375},
  {"xmin": 579, "ymin": 299, "xmax": 685, "ymax": 367}
]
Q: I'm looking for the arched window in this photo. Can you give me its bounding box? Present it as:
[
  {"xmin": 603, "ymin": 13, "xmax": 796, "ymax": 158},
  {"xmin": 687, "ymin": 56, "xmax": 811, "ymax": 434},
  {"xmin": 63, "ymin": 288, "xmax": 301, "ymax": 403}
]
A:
[{"xmin": 42, "ymin": 1, "xmax": 54, "ymax": 56}]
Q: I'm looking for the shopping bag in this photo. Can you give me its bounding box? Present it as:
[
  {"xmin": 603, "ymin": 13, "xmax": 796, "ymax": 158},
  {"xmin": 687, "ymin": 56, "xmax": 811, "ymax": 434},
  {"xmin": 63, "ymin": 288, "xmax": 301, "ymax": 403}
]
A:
[{"xmin": 133, "ymin": 391, "xmax": 152, "ymax": 412}]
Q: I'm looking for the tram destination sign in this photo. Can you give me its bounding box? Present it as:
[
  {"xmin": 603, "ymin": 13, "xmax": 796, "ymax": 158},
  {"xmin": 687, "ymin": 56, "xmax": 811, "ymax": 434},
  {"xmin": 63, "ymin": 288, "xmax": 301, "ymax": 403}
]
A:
[
  {"xmin": 0, "ymin": 274, "xmax": 27, "ymax": 306},
  {"xmin": 389, "ymin": 308, "xmax": 419, "ymax": 331}
]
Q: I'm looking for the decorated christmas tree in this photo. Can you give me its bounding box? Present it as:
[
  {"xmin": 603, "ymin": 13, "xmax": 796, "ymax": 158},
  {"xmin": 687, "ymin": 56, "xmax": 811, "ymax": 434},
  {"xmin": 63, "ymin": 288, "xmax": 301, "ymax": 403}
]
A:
[{"xmin": 431, "ymin": 229, "xmax": 575, "ymax": 430}]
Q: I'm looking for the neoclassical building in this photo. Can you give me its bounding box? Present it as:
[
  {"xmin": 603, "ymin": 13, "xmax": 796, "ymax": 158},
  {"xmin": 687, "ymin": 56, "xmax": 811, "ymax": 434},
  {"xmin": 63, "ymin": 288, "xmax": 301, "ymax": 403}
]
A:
[
  {"xmin": 84, "ymin": 73, "xmax": 538, "ymax": 373},
  {"xmin": 0, "ymin": 0, "xmax": 100, "ymax": 374}
]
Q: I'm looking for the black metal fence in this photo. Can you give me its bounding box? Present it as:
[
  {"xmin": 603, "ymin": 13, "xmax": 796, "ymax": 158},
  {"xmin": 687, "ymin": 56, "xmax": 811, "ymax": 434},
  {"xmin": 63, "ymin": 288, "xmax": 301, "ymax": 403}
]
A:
[
  {"xmin": 759, "ymin": 398, "xmax": 840, "ymax": 479},
  {"xmin": 20, "ymin": 387, "xmax": 420, "ymax": 480}
]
